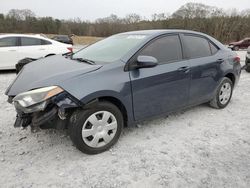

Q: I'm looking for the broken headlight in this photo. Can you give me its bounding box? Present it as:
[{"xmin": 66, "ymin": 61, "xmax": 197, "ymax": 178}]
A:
[{"xmin": 13, "ymin": 86, "xmax": 64, "ymax": 113}]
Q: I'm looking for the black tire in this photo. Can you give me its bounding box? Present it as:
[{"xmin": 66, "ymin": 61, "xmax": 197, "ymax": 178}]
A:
[
  {"xmin": 233, "ymin": 46, "xmax": 239, "ymax": 51},
  {"xmin": 246, "ymin": 65, "xmax": 250, "ymax": 73},
  {"xmin": 15, "ymin": 58, "xmax": 37, "ymax": 74},
  {"xmin": 209, "ymin": 77, "xmax": 233, "ymax": 109},
  {"xmin": 69, "ymin": 101, "xmax": 123, "ymax": 154}
]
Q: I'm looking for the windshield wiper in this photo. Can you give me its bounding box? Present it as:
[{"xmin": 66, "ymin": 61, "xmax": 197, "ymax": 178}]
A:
[
  {"xmin": 63, "ymin": 52, "xmax": 74, "ymax": 57},
  {"xmin": 71, "ymin": 58, "xmax": 96, "ymax": 65}
]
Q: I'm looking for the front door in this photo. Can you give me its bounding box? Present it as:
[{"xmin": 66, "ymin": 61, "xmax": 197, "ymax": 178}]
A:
[
  {"xmin": 0, "ymin": 37, "xmax": 19, "ymax": 69},
  {"xmin": 129, "ymin": 34, "xmax": 191, "ymax": 121}
]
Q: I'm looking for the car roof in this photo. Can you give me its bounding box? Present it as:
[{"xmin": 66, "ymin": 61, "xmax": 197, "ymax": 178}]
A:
[
  {"xmin": 0, "ymin": 33, "xmax": 49, "ymax": 39},
  {"xmin": 117, "ymin": 29, "xmax": 210, "ymax": 37},
  {"xmin": 117, "ymin": 29, "xmax": 227, "ymax": 62},
  {"xmin": 0, "ymin": 33, "xmax": 73, "ymax": 46}
]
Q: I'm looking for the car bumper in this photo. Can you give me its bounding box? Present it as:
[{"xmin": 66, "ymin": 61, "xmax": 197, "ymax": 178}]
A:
[{"xmin": 11, "ymin": 92, "xmax": 80, "ymax": 129}]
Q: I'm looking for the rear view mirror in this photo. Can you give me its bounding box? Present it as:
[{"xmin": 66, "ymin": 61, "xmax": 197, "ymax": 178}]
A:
[{"xmin": 136, "ymin": 55, "xmax": 158, "ymax": 69}]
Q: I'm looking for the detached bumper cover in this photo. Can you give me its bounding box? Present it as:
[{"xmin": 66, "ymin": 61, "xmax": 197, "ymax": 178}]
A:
[
  {"xmin": 14, "ymin": 114, "xmax": 31, "ymax": 128},
  {"xmin": 13, "ymin": 92, "xmax": 80, "ymax": 129},
  {"xmin": 32, "ymin": 107, "xmax": 58, "ymax": 127}
]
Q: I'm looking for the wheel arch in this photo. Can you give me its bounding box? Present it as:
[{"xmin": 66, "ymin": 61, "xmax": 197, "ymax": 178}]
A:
[
  {"xmin": 224, "ymin": 72, "xmax": 235, "ymax": 86},
  {"xmin": 98, "ymin": 96, "xmax": 128, "ymax": 126},
  {"xmin": 81, "ymin": 92, "xmax": 133, "ymax": 127},
  {"xmin": 45, "ymin": 53, "xmax": 56, "ymax": 57},
  {"xmin": 210, "ymin": 72, "xmax": 236, "ymax": 101}
]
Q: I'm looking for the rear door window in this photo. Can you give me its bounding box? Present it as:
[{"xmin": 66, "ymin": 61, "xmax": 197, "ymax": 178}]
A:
[
  {"xmin": 139, "ymin": 35, "xmax": 182, "ymax": 64},
  {"xmin": 183, "ymin": 35, "xmax": 212, "ymax": 58},
  {"xmin": 21, "ymin": 37, "xmax": 42, "ymax": 46},
  {"xmin": 0, "ymin": 37, "xmax": 18, "ymax": 47}
]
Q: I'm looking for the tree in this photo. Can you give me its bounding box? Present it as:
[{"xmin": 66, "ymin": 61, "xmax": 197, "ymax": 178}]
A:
[
  {"xmin": 172, "ymin": 3, "xmax": 224, "ymax": 18},
  {"xmin": 0, "ymin": 4, "xmax": 249, "ymax": 44},
  {"xmin": 0, "ymin": 14, "xmax": 4, "ymax": 20},
  {"xmin": 124, "ymin": 13, "xmax": 141, "ymax": 24},
  {"xmin": 7, "ymin": 9, "xmax": 35, "ymax": 20},
  {"xmin": 151, "ymin": 13, "xmax": 169, "ymax": 21}
]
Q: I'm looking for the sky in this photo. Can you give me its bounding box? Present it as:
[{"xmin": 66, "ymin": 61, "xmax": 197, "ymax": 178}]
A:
[{"xmin": 0, "ymin": 0, "xmax": 249, "ymax": 21}]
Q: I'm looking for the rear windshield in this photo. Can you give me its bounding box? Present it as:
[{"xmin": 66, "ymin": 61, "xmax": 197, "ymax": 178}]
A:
[{"xmin": 72, "ymin": 34, "xmax": 147, "ymax": 63}]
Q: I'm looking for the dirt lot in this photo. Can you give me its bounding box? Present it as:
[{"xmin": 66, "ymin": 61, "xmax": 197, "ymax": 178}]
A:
[
  {"xmin": 0, "ymin": 51, "xmax": 250, "ymax": 188},
  {"xmin": 45, "ymin": 34, "xmax": 103, "ymax": 45}
]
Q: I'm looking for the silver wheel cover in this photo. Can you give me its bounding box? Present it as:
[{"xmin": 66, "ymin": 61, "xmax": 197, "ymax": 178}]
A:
[
  {"xmin": 81, "ymin": 111, "xmax": 118, "ymax": 148},
  {"xmin": 219, "ymin": 82, "xmax": 232, "ymax": 105}
]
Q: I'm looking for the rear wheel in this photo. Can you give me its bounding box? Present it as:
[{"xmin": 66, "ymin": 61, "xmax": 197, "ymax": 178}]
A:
[
  {"xmin": 209, "ymin": 77, "xmax": 233, "ymax": 109},
  {"xmin": 233, "ymin": 46, "xmax": 239, "ymax": 51},
  {"xmin": 69, "ymin": 101, "xmax": 123, "ymax": 154},
  {"xmin": 246, "ymin": 65, "xmax": 250, "ymax": 73}
]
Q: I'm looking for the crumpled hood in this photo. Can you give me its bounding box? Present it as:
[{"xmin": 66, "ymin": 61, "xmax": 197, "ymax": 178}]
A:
[{"xmin": 5, "ymin": 55, "xmax": 102, "ymax": 96}]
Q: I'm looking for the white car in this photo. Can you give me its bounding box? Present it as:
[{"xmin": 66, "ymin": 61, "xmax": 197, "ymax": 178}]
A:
[{"xmin": 0, "ymin": 34, "xmax": 73, "ymax": 70}]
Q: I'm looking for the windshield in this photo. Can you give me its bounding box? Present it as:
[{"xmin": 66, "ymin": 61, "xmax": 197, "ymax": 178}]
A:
[{"xmin": 72, "ymin": 34, "xmax": 147, "ymax": 63}]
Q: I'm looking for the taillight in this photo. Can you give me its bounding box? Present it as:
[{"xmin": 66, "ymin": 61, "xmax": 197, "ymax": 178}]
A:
[
  {"xmin": 233, "ymin": 56, "xmax": 240, "ymax": 63},
  {"xmin": 67, "ymin": 47, "xmax": 73, "ymax": 53}
]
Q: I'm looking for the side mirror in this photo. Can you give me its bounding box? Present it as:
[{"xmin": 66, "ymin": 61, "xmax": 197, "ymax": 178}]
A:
[{"xmin": 136, "ymin": 55, "xmax": 158, "ymax": 69}]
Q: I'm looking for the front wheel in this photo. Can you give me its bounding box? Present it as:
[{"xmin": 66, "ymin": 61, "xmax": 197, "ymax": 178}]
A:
[
  {"xmin": 69, "ymin": 101, "xmax": 123, "ymax": 154},
  {"xmin": 209, "ymin": 77, "xmax": 233, "ymax": 109}
]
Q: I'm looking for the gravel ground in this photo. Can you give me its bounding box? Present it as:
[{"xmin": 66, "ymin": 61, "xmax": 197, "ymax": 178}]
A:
[{"xmin": 0, "ymin": 51, "xmax": 250, "ymax": 188}]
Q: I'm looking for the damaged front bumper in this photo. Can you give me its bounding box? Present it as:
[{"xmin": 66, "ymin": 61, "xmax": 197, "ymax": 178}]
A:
[{"xmin": 9, "ymin": 91, "xmax": 80, "ymax": 129}]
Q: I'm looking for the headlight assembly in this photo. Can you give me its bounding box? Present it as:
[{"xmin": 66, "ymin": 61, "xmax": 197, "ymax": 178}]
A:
[{"xmin": 13, "ymin": 86, "xmax": 64, "ymax": 113}]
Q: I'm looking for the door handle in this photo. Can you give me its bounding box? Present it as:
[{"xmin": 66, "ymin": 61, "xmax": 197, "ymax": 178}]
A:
[
  {"xmin": 178, "ymin": 66, "xmax": 190, "ymax": 73},
  {"xmin": 8, "ymin": 49, "xmax": 16, "ymax": 52},
  {"xmin": 39, "ymin": 48, "xmax": 45, "ymax": 50}
]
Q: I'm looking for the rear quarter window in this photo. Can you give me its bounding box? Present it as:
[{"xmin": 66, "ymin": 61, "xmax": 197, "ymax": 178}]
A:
[
  {"xmin": 41, "ymin": 39, "xmax": 52, "ymax": 45},
  {"xmin": 183, "ymin": 35, "xmax": 212, "ymax": 59},
  {"xmin": 209, "ymin": 42, "xmax": 219, "ymax": 55}
]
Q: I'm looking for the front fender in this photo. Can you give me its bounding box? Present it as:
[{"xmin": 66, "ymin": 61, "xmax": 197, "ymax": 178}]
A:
[
  {"xmin": 80, "ymin": 90, "xmax": 135, "ymax": 126},
  {"xmin": 58, "ymin": 63, "xmax": 135, "ymax": 126},
  {"xmin": 81, "ymin": 90, "xmax": 126, "ymax": 104}
]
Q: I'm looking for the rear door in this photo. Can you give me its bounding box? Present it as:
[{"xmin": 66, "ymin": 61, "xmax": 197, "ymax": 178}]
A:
[
  {"xmin": 0, "ymin": 37, "xmax": 19, "ymax": 69},
  {"xmin": 182, "ymin": 34, "xmax": 221, "ymax": 105},
  {"xmin": 129, "ymin": 34, "xmax": 191, "ymax": 121},
  {"xmin": 19, "ymin": 37, "xmax": 52, "ymax": 59}
]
